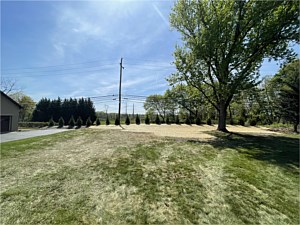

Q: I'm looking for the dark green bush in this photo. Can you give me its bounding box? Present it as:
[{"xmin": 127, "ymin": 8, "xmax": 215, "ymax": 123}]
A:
[
  {"xmin": 48, "ymin": 118, "xmax": 55, "ymax": 127},
  {"xmin": 58, "ymin": 117, "xmax": 64, "ymax": 128},
  {"xmin": 69, "ymin": 116, "xmax": 75, "ymax": 128},
  {"xmin": 86, "ymin": 117, "xmax": 92, "ymax": 127},
  {"xmin": 249, "ymin": 119, "xmax": 257, "ymax": 126},
  {"xmin": 136, "ymin": 114, "xmax": 141, "ymax": 125},
  {"xmin": 115, "ymin": 117, "xmax": 120, "ymax": 126},
  {"xmin": 155, "ymin": 114, "xmax": 161, "ymax": 125},
  {"xmin": 125, "ymin": 115, "xmax": 130, "ymax": 125},
  {"xmin": 196, "ymin": 117, "xmax": 201, "ymax": 125},
  {"xmin": 96, "ymin": 117, "xmax": 101, "ymax": 126},
  {"xmin": 230, "ymin": 118, "xmax": 234, "ymax": 125},
  {"xmin": 76, "ymin": 117, "xmax": 83, "ymax": 128},
  {"xmin": 19, "ymin": 122, "xmax": 48, "ymax": 128},
  {"xmin": 145, "ymin": 114, "xmax": 150, "ymax": 125},
  {"xmin": 207, "ymin": 118, "xmax": 212, "ymax": 125},
  {"xmin": 106, "ymin": 116, "xmax": 110, "ymax": 125},
  {"xmin": 166, "ymin": 116, "xmax": 170, "ymax": 125},
  {"xmin": 238, "ymin": 118, "xmax": 245, "ymax": 126},
  {"xmin": 185, "ymin": 117, "xmax": 191, "ymax": 125},
  {"xmin": 175, "ymin": 115, "xmax": 180, "ymax": 124}
]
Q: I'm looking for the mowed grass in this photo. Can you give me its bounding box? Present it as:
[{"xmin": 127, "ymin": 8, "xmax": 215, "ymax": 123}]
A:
[{"xmin": 0, "ymin": 129, "xmax": 299, "ymax": 224}]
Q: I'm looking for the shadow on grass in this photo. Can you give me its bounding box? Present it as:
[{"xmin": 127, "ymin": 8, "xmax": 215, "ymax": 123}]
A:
[{"xmin": 191, "ymin": 132, "xmax": 299, "ymax": 171}]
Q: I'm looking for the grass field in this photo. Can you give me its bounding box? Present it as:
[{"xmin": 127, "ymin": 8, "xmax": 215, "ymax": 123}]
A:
[{"xmin": 0, "ymin": 128, "xmax": 299, "ymax": 224}]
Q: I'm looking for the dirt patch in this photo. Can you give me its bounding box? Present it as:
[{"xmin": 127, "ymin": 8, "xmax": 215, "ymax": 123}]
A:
[{"xmin": 91, "ymin": 124, "xmax": 280, "ymax": 139}]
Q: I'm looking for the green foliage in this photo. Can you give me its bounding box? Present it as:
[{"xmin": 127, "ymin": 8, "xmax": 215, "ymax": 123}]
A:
[
  {"xmin": 32, "ymin": 97, "xmax": 96, "ymax": 124},
  {"xmin": 9, "ymin": 93, "xmax": 35, "ymax": 122},
  {"xmin": 249, "ymin": 119, "xmax": 257, "ymax": 126},
  {"xmin": 169, "ymin": 0, "xmax": 299, "ymax": 131},
  {"xmin": 86, "ymin": 117, "xmax": 92, "ymax": 127},
  {"xmin": 196, "ymin": 117, "xmax": 201, "ymax": 125},
  {"xmin": 175, "ymin": 115, "xmax": 180, "ymax": 124},
  {"xmin": 18, "ymin": 122, "xmax": 48, "ymax": 128},
  {"xmin": 185, "ymin": 117, "xmax": 191, "ymax": 125},
  {"xmin": 166, "ymin": 116, "xmax": 170, "ymax": 125},
  {"xmin": 76, "ymin": 117, "xmax": 83, "ymax": 128},
  {"xmin": 135, "ymin": 114, "xmax": 140, "ymax": 125},
  {"xmin": 145, "ymin": 114, "xmax": 150, "ymax": 125},
  {"xmin": 69, "ymin": 116, "xmax": 75, "ymax": 128},
  {"xmin": 106, "ymin": 115, "xmax": 110, "ymax": 125},
  {"xmin": 207, "ymin": 118, "xmax": 212, "ymax": 125},
  {"xmin": 272, "ymin": 60, "xmax": 299, "ymax": 132},
  {"xmin": 125, "ymin": 115, "xmax": 130, "ymax": 125},
  {"xmin": 96, "ymin": 117, "xmax": 101, "ymax": 126},
  {"xmin": 115, "ymin": 117, "xmax": 120, "ymax": 126},
  {"xmin": 48, "ymin": 117, "xmax": 55, "ymax": 127},
  {"xmin": 58, "ymin": 117, "xmax": 64, "ymax": 128},
  {"xmin": 230, "ymin": 118, "xmax": 234, "ymax": 125},
  {"xmin": 238, "ymin": 118, "xmax": 245, "ymax": 126},
  {"xmin": 155, "ymin": 114, "xmax": 161, "ymax": 125}
]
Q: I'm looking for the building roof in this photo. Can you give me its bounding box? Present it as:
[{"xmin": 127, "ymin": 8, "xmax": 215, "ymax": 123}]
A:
[{"xmin": 0, "ymin": 91, "xmax": 23, "ymax": 109}]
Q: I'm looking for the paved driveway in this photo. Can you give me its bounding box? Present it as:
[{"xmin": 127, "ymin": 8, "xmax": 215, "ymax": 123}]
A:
[{"xmin": 0, "ymin": 128, "xmax": 71, "ymax": 143}]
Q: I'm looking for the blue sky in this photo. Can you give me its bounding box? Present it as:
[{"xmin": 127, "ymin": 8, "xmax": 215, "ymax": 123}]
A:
[{"xmin": 1, "ymin": 1, "xmax": 298, "ymax": 113}]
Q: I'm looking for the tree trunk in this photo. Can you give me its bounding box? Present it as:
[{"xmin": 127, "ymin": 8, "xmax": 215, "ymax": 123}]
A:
[{"xmin": 217, "ymin": 102, "xmax": 229, "ymax": 132}]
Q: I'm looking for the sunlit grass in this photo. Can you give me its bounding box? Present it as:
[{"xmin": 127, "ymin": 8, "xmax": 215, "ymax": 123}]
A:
[{"xmin": 0, "ymin": 129, "xmax": 299, "ymax": 224}]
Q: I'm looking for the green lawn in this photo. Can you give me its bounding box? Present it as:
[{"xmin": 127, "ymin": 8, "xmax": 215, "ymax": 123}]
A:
[{"xmin": 0, "ymin": 129, "xmax": 299, "ymax": 224}]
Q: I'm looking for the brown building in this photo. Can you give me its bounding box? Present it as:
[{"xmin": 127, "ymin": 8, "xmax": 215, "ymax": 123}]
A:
[{"xmin": 0, "ymin": 91, "xmax": 22, "ymax": 133}]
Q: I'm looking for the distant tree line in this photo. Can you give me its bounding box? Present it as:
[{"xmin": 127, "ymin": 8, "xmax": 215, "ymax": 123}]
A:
[{"xmin": 32, "ymin": 97, "xmax": 96, "ymax": 125}]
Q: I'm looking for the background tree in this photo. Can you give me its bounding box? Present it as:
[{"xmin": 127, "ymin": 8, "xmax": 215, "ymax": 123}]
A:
[
  {"xmin": 170, "ymin": 0, "xmax": 299, "ymax": 132},
  {"xmin": 76, "ymin": 117, "xmax": 83, "ymax": 128},
  {"xmin": 58, "ymin": 117, "xmax": 64, "ymax": 128},
  {"xmin": 96, "ymin": 117, "xmax": 101, "ymax": 126},
  {"xmin": 272, "ymin": 60, "xmax": 299, "ymax": 132},
  {"xmin": 69, "ymin": 115, "xmax": 75, "ymax": 128},
  {"xmin": 135, "ymin": 114, "xmax": 141, "ymax": 125},
  {"xmin": 10, "ymin": 92, "xmax": 35, "ymax": 122},
  {"xmin": 145, "ymin": 114, "xmax": 150, "ymax": 125},
  {"xmin": 125, "ymin": 115, "xmax": 130, "ymax": 125}
]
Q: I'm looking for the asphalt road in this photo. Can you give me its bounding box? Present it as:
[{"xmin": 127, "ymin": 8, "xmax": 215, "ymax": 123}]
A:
[{"xmin": 0, "ymin": 128, "xmax": 71, "ymax": 143}]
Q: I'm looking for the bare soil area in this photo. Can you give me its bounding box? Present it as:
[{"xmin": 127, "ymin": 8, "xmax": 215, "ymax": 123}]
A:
[{"xmin": 91, "ymin": 124, "xmax": 280, "ymax": 139}]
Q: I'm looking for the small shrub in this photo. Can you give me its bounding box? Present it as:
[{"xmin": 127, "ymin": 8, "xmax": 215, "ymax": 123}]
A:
[
  {"xmin": 115, "ymin": 117, "xmax": 120, "ymax": 126},
  {"xmin": 125, "ymin": 115, "xmax": 130, "ymax": 125},
  {"xmin": 249, "ymin": 119, "xmax": 257, "ymax": 126},
  {"xmin": 185, "ymin": 117, "xmax": 191, "ymax": 125},
  {"xmin": 166, "ymin": 116, "xmax": 170, "ymax": 125},
  {"xmin": 106, "ymin": 115, "xmax": 110, "ymax": 125},
  {"xmin": 86, "ymin": 117, "xmax": 92, "ymax": 127},
  {"xmin": 48, "ymin": 117, "xmax": 55, "ymax": 127},
  {"xmin": 69, "ymin": 116, "xmax": 75, "ymax": 128},
  {"xmin": 18, "ymin": 122, "xmax": 48, "ymax": 128},
  {"xmin": 175, "ymin": 115, "xmax": 180, "ymax": 124},
  {"xmin": 238, "ymin": 118, "xmax": 245, "ymax": 126},
  {"xmin": 96, "ymin": 117, "xmax": 101, "ymax": 126},
  {"xmin": 230, "ymin": 118, "xmax": 234, "ymax": 125},
  {"xmin": 76, "ymin": 117, "xmax": 83, "ymax": 128},
  {"xmin": 196, "ymin": 117, "xmax": 201, "ymax": 125},
  {"xmin": 145, "ymin": 114, "xmax": 150, "ymax": 125},
  {"xmin": 58, "ymin": 117, "xmax": 64, "ymax": 128},
  {"xmin": 155, "ymin": 114, "xmax": 161, "ymax": 125},
  {"xmin": 207, "ymin": 118, "xmax": 212, "ymax": 125},
  {"xmin": 136, "ymin": 114, "xmax": 141, "ymax": 125}
]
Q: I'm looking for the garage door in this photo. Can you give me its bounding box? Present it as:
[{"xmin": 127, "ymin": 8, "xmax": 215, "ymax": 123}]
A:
[{"xmin": 1, "ymin": 116, "xmax": 11, "ymax": 133}]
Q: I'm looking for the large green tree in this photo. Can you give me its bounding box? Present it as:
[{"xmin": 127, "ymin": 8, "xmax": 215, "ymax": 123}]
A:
[
  {"xmin": 272, "ymin": 60, "xmax": 299, "ymax": 133},
  {"xmin": 170, "ymin": 0, "xmax": 299, "ymax": 132}
]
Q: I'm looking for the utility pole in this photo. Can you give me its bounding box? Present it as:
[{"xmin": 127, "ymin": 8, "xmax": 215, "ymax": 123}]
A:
[{"xmin": 118, "ymin": 58, "xmax": 124, "ymax": 124}]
